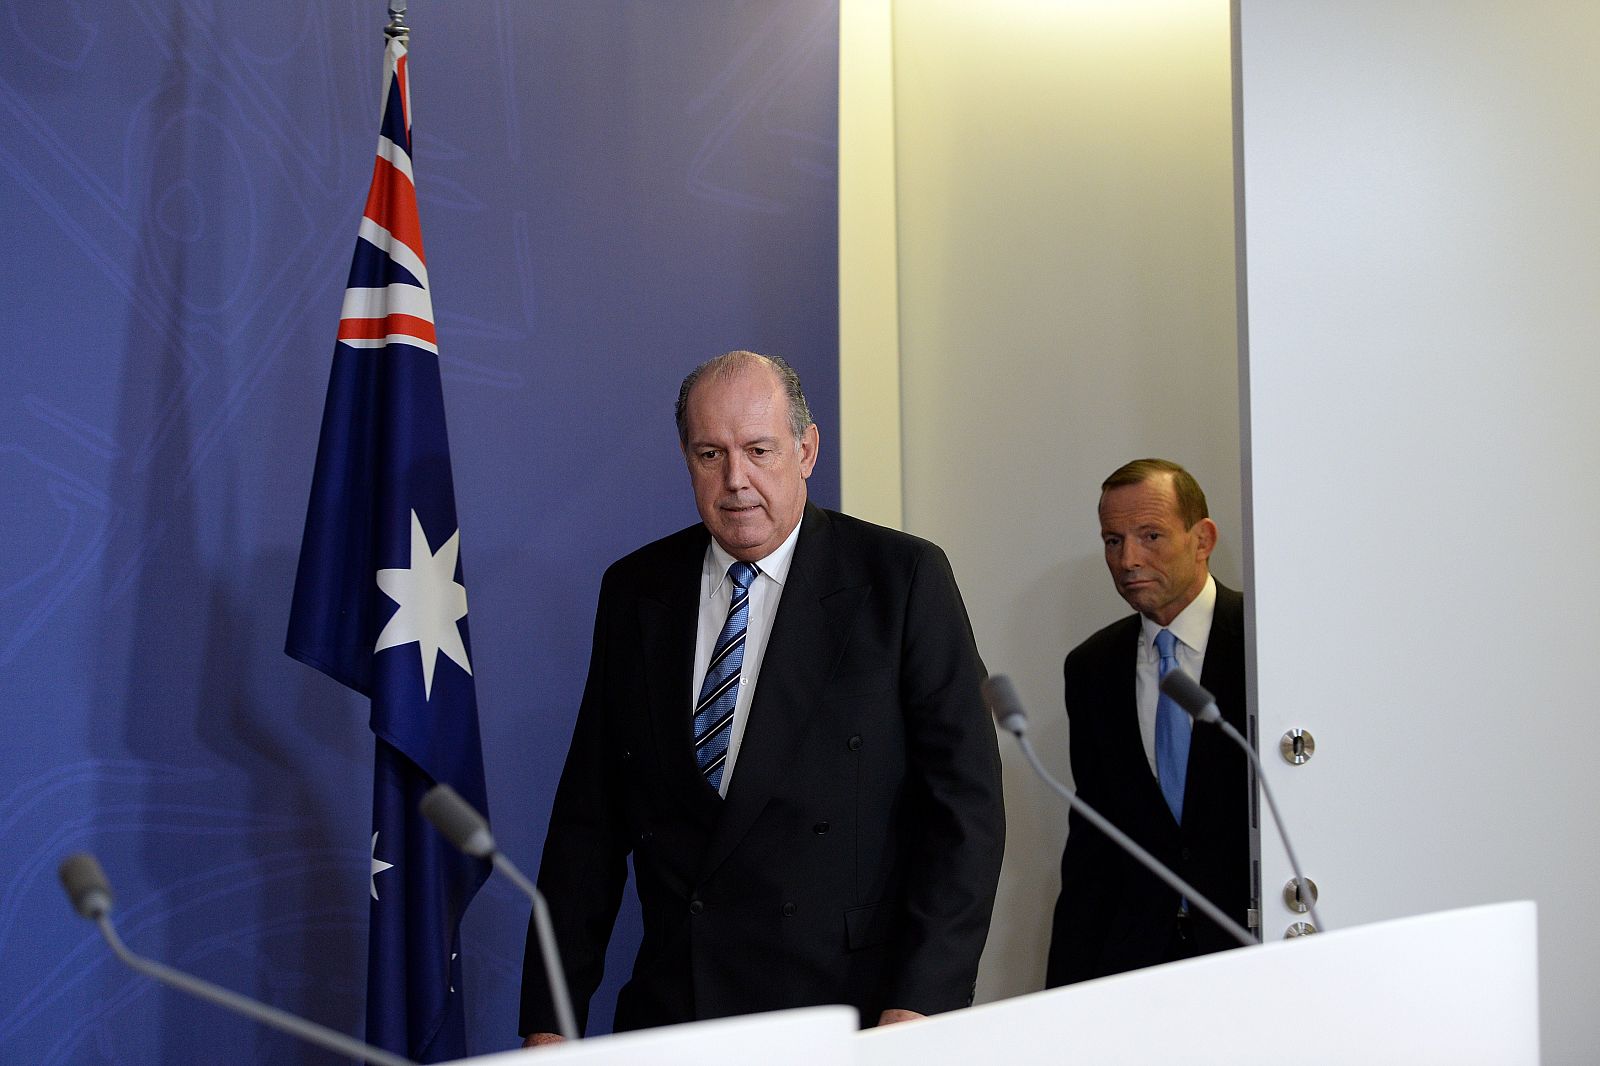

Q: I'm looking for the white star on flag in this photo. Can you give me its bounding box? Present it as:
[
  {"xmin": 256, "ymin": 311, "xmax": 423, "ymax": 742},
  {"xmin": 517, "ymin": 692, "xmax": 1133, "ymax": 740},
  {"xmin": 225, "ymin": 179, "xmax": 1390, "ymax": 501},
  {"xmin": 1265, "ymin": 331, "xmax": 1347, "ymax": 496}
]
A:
[
  {"xmin": 375, "ymin": 509, "xmax": 473, "ymax": 699},
  {"xmin": 371, "ymin": 832, "xmax": 395, "ymax": 900}
]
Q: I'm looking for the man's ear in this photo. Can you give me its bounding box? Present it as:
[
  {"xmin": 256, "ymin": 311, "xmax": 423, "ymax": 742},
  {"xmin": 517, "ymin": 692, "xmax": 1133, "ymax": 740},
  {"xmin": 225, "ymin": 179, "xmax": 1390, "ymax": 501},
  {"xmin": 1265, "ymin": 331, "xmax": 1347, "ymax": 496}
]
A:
[
  {"xmin": 798, "ymin": 423, "xmax": 820, "ymax": 478},
  {"xmin": 1193, "ymin": 517, "xmax": 1219, "ymax": 561}
]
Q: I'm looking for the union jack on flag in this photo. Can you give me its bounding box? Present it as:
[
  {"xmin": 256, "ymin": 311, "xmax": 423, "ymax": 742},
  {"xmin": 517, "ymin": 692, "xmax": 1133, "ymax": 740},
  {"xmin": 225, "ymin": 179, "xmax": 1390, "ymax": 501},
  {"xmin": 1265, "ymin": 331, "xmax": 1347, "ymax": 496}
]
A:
[
  {"xmin": 287, "ymin": 34, "xmax": 490, "ymax": 1062},
  {"xmin": 337, "ymin": 42, "xmax": 437, "ymax": 357}
]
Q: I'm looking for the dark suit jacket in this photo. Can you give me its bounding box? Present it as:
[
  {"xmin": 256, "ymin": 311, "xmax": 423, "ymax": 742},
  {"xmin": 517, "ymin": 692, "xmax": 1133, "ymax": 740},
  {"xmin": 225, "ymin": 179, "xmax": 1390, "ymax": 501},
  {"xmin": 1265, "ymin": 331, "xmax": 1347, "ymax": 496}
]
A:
[
  {"xmin": 1045, "ymin": 581, "xmax": 1250, "ymax": 986},
  {"xmin": 520, "ymin": 504, "xmax": 1005, "ymax": 1035}
]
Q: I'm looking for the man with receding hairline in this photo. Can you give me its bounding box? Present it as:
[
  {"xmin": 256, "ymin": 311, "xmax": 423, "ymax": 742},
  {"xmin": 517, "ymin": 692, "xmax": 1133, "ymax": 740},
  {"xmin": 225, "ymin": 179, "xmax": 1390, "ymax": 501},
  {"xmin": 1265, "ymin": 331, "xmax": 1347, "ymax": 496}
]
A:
[
  {"xmin": 521, "ymin": 351, "xmax": 1004, "ymax": 1042},
  {"xmin": 1045, "ymin": 458, "xmax": 1252, "ymax": 986}
]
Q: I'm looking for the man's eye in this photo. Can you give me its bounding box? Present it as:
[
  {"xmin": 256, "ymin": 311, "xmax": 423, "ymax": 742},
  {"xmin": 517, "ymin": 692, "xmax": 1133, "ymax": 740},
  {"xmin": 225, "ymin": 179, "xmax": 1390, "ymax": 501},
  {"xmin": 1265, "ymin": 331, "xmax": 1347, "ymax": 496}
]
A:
[
  {"xmin": 750, "ymin": 447, "xmax": 770, "ymax": 457},
  {"xmin": 698, "ymin": 450, "xmax": 719, "ymax": 462},
  {"xmin": 1103, "ymin": 538, "xmax": 1120, "ymax": 549}
]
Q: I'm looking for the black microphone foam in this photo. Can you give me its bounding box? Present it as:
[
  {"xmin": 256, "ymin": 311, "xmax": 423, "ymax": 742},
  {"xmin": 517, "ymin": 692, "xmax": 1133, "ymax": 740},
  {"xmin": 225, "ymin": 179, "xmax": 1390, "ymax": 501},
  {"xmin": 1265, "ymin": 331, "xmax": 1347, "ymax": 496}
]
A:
[
  {"xmin": 419, "ymin": 786, "xmax": 579, "ymax": 1040},
  {"xmin": 1159, "ymin": 670, "xmax": 1222, "ymax": 724},
  {"xmin": 419, "ymin": 783, "xmax": 495, "ymax": 859},
  {"xmin": 981, "ymin": 675, "xmax": 1029, "ymax": 737},
  {"xmin": 59, "ymin": 853, "xmax": 113, "ymax": 919}
]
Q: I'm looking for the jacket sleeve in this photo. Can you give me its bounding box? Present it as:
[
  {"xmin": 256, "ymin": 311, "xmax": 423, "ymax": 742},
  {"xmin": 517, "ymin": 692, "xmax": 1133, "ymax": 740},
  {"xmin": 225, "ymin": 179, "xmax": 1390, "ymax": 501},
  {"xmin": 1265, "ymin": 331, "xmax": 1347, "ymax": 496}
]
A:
[
  {"xmin": 885, "ymin": 543, "xmax": 1007, "ymax": 1015},
  {"xmin": 519, "ymin": 570, "xmax": 630, "ymax": 1037},
  {"xmin": 1046, "ymin": 647, "xmax": 1118, "ymax": 986}
]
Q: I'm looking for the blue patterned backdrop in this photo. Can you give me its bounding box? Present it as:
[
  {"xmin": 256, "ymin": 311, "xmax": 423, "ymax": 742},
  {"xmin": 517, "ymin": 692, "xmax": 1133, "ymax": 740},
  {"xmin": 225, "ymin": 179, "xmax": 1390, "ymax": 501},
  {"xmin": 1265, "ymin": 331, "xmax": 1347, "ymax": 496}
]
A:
[{"xmin": 0, "ymin": 1, "xmax": 839, "ymax": 1059}]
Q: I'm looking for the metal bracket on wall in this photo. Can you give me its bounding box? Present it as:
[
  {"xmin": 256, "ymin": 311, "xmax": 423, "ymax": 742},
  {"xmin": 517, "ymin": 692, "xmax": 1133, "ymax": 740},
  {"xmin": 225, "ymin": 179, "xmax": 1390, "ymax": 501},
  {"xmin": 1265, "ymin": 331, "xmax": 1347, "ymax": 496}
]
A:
[
  {"xmin": 1283, "ymin": 877, "xmax": 1319, "ymax": 913},
  {"xmin": 1279, "ymin": 728, "xmax": 1315, "ymax": 764}
]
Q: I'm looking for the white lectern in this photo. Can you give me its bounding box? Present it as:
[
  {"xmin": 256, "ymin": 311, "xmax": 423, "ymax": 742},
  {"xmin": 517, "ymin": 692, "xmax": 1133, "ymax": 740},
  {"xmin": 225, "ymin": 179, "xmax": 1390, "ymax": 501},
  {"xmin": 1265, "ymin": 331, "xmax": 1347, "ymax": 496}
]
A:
[
  {"xmin": 859, "ymin": 902, "xmax": 1538, "ymax": 1065},
  {"xmin": 452, "ymin": 903, "xmax": 1537, "ymax": 1065},
  {"xmin": 453, "ymin": 1004, "xmax": 858, "ymax": 1066}
]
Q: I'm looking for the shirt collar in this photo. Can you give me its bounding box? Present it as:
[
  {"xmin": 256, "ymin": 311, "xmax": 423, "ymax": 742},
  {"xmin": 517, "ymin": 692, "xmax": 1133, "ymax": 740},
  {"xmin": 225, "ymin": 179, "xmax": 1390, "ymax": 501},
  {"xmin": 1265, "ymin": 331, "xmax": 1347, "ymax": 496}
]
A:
[
  {"xmin": 1139, "ymin": 573, "xmax": 1217, "ymax": 658},
  {"xmin": 704, "ymin": 517, "xmax": 802, "ymax": 597}
]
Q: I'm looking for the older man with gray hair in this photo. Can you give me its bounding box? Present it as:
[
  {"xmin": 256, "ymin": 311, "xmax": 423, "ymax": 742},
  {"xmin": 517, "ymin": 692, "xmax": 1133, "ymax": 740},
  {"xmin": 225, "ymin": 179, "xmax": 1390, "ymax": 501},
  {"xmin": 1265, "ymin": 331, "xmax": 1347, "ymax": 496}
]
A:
[{"xmin": 521, "ymin": 351, "xmax": 1005, "ymax": 1042}]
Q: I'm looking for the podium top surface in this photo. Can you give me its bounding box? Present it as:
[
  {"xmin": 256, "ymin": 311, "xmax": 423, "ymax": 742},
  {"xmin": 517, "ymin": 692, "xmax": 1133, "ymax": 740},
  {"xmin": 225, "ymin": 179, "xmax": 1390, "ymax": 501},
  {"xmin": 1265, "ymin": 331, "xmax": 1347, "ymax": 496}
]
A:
[
  {"xmin": 451, "ymin": 1004, "xmax": 858, "ymax": 1066},
  {"xmin": 860, "ymin": 901, "xmax": 1539, "ymax": 1066}
]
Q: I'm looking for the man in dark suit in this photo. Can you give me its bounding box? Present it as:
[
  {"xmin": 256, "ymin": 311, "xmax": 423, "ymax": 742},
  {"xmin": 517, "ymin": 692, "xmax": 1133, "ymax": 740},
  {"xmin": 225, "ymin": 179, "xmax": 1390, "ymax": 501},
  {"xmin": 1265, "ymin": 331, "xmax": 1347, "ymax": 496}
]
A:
[
  {"xmin": 520, "ymin": 351, "xmax": 1005, "ymax": 1042},
  {"xmin": 1045, "ymin": 458, "xmax": 1251, "ymax": 986}
]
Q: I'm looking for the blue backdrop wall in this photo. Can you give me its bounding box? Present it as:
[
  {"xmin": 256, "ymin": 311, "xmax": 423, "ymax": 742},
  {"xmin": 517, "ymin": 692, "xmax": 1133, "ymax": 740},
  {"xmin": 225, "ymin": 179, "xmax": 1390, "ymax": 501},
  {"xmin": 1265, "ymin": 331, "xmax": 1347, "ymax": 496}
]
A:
[{"xmin": 1, "ymin": 2, "xmax": 839, "ymax": 1059}]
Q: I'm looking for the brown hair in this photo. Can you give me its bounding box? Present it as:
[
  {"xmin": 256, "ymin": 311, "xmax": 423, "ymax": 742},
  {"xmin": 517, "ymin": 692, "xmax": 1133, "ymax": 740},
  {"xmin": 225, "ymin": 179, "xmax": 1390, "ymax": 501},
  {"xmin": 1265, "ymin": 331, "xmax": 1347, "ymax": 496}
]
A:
[{"xmin": 1101, "ymin": 458, "xmax": 1209, "ymax": 529}]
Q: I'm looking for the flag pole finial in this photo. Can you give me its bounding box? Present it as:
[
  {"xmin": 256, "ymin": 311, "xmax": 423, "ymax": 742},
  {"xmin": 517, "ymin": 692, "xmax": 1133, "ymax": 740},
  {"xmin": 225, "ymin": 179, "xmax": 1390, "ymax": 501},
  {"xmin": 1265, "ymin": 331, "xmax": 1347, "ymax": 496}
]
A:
[{"xmin": 385, "ymin": 0, "xmax": 408, "ymax": 43}]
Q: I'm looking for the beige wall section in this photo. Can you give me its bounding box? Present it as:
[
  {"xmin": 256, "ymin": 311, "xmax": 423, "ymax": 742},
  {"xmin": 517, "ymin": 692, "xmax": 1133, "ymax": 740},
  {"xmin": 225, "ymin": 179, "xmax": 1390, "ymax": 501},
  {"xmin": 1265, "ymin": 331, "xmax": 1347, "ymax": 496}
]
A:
[
  {"xmin": 838, "ymin": 0, "xmax": 904, "ymax": 529},
  {"xmin": 843, "ymin": 0, "xmax": 1242, "ymax": 1002}
]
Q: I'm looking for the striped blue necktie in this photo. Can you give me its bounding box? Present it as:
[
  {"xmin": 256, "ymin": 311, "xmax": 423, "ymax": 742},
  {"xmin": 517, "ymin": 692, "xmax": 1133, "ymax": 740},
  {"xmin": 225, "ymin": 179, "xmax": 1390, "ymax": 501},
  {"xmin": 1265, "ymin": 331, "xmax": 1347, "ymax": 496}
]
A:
[
  {"xmin": 1154, "ymin": 628, "xmax": 1190, "ymax": 823},
  {"xmin": 694, "ymin": 561, "xmax": 759, "ymax": 793}
]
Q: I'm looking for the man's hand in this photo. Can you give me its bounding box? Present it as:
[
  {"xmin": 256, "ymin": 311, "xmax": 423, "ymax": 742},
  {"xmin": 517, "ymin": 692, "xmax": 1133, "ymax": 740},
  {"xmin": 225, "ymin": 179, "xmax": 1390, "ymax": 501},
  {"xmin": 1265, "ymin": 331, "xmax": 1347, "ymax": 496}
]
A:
[
  {"xmin": 876, "ymin": 1008, "xmax": 925, "ymax": 1027},
  {"xmin": 522, "ymin": 1032, "xmax": 567, "ymax": 1048}
]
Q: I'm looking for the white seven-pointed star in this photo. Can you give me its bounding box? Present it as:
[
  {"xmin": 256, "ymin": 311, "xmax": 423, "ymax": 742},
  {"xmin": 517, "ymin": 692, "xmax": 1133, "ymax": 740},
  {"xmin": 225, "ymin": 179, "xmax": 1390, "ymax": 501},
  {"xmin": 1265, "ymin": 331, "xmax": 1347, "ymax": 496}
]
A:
[
  {"xmin": 375, "ymin": 510, "xmax": 473, "ymax": 700},
  {"xmin": 371, "ymin": 832, "xmax": 395, "ymax": 901}
]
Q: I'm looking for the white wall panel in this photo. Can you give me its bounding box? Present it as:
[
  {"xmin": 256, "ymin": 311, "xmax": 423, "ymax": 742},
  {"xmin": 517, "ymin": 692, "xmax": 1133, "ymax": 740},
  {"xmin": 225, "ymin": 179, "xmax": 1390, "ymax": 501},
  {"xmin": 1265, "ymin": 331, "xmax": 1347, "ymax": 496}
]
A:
[{"xmin": 1237, "ymin": 2, "xmax": 1600, "ymax": 1059}]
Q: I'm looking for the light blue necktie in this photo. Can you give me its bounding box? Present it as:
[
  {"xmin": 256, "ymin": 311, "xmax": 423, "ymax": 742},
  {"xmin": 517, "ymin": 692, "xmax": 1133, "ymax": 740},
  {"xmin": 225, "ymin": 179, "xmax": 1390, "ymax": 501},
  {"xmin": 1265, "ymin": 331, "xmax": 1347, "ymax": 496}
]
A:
[
  {"xmin": 693, "ymin": 561, "xmax": 759, "ymax": 793},
  {"xmin": 1154, "ymin": 628, "xmax": 1190, "ymax": 823}
]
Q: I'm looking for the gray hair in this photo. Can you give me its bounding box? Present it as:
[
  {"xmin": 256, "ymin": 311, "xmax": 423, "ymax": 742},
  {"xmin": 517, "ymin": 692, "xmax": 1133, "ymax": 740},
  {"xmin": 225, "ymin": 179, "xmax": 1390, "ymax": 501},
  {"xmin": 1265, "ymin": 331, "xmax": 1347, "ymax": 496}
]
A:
[{"xmin": 674, "ymin": 350, "xmax": 814, "ymax": 445}]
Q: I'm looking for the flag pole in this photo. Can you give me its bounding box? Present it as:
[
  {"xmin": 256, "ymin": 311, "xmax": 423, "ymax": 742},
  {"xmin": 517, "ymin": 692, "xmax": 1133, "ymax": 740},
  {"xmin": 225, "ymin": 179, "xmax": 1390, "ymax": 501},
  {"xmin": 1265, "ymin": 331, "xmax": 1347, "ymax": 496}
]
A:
[{"xmin": 385, "ymin": 0, "xmax": 408, "ymax": 43}]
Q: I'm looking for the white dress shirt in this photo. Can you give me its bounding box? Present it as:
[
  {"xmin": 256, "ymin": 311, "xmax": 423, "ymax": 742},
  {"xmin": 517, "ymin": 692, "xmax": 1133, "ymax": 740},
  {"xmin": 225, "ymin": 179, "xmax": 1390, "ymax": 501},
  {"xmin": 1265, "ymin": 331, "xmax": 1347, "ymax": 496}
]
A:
[
  {"xmin": 1134, "ymin": 573, "xmax": 1217, "ymax": 776},
  {"xmin": 691, "ymin": 520, "xmax": 802, "ymax": 796}
]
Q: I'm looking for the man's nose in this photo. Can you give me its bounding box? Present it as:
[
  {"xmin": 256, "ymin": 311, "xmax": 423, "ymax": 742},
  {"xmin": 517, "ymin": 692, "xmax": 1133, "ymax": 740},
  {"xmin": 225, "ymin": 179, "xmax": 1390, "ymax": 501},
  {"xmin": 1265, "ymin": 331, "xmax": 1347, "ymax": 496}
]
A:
[
  {"xmin": 1116, "ymin": 541, "xmax": 1142, "ymax": 570},
  {"xmin": 723, "ymin": 452, "xmax": 750, "ymax": 490}
]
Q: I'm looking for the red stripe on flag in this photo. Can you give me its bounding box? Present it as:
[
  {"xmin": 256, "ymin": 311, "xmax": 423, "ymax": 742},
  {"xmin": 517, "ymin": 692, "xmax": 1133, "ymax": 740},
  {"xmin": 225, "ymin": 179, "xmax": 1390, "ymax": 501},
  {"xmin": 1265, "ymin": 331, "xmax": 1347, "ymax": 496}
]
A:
[
  {"xmin": 363, "ymin": 155, "xmax": 426, "ymax": 267},
  {"xmin": 338, "ymin": 314, "xmax": 438, "ymax": 345},
  {"xmin": 397, "ymin": 52, "xmax": 410, "ymax": 135}
]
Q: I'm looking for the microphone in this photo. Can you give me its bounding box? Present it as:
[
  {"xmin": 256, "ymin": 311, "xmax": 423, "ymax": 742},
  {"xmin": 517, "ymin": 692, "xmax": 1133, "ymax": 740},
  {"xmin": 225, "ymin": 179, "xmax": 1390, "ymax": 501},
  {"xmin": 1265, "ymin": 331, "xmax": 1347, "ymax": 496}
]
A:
[
  {"xmin": 1159, "ymin": 670, "xmax": 1326, "ymax": 932},
  {"xmin": 419, "ymin": 783, "xmax": 494, "ymax": 859},
  {"xmin": 419, "ymin": 784, "xmax": 579, "ymax": 1041},
  {"xmin": 57, "ymin": 854, "xmax": 414, "ymax": 1066},
  {"xmin": 1157, "ymin": 671, "xmax": 1223, "ymax": 726},
  {"xmin": 982, "ymin": 676, "xmax": 1254, "ymax": 948},
  {"xmin": 60, "ymin": 853, "xmax": 113, "ymax": 919}
]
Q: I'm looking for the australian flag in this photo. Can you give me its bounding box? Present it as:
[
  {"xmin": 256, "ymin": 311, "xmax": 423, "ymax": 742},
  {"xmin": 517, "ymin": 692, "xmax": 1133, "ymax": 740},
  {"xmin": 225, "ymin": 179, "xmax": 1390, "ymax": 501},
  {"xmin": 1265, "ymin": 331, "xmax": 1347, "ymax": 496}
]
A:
[{"xmin": 286, "ymin": 35, "xmax": 489, "ymax": 1063}]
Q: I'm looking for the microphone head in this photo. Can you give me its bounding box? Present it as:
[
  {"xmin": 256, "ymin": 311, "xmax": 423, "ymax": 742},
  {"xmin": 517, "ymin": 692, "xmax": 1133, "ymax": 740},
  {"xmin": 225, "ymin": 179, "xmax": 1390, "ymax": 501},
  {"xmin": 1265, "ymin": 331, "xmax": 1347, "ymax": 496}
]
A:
[
  {"xmin": 981, "ymin": 675, "xmax": 1029, "ymax": 737},
  {"xmin": 420, "ymin": 783, "xmax": 496, "ymax": 859},
  {"xmin": 59, "ymin": 853, "xmax": 113, "ymax": 920},
  {"xmin": 1159, "ymin": 670, "xmax": 1222, "ymax": 724}
]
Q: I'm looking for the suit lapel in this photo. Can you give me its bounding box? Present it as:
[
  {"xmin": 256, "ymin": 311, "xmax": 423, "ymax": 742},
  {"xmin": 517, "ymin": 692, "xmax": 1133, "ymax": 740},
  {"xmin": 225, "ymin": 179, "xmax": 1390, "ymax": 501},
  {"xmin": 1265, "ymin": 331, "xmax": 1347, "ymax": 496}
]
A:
[
  {"xmin": 637, "ymin": 528, "xmax": 717, "ymax": 813},
  {"xmin": 698, "ymin": 505, "xmax": 862, "ymax": 881},
  {"xmin": 1197, "ymin": 583, "xmax": 1245, "ymax": 728},
  {"xmin": 1184, "ymin": 582, "xmax": 1245, "ymax": 823},
  {"xmin": 1100, "ymin": 618, "xmax": 1146, "ymax": 769}
]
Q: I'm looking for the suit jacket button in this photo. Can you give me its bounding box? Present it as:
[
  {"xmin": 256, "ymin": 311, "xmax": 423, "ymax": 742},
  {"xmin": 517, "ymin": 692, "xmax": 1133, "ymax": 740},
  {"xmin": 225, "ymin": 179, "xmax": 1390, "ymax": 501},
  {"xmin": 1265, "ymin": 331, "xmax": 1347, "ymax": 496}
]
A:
[
  {"xmin": 847, "ymin": 735, "xmax": 862, "ymax": 751},
  {"xmin": 782, "ymin": 902, "xmax": 797, "ymax": 917},
  {"xmin": 639, "ymin": 830, "xmax": 653, "ymax": 843},
  {"xmin": 1180, "ymin": 847, "xmax": 1192, "ymax": 862},
  {"xmin": 689, "ymin": 899, "xmax": 704, "ymax": 916},
  {"xmin": 812, "ymin": 821, "xmax": 830, "ymax": 834},
  {"xmin": 620, "ymin": 749, "xmax": 632, "ymax": 761}
]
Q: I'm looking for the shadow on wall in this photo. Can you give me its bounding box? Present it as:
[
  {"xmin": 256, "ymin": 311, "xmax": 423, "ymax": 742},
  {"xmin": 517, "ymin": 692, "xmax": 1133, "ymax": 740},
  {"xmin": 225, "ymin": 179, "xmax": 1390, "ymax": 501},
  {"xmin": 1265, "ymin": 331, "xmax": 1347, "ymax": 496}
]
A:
[{"xmin": 55, "ymin": 34, "xmax": 370, "ymax": 1065}]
